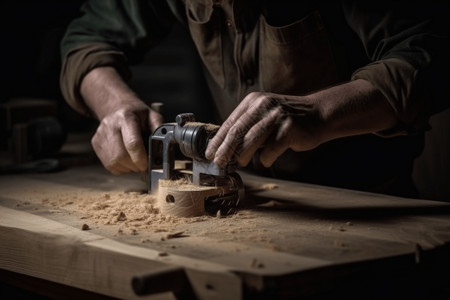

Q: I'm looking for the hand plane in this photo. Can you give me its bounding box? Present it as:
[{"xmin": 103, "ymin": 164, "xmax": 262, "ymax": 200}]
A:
[{"xmin": 148, "ymin": 113, "xmax": 244, "ymax": 216}]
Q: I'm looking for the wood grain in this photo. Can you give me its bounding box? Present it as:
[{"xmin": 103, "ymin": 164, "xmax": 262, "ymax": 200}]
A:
[
  {"xmin": 1, "ymin": 164, "xmax": 450, "ymax": 298},
  {"xmin": 0, "ymin": 206, "xmax": 241, "ymax": 300},
  {"xmin": 157, "ymin": 181, "xmax": 221, "ymax": 217}
]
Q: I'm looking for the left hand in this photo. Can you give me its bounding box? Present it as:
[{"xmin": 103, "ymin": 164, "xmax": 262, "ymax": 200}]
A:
[
  {"xmin": 91, "ymin": 101, "xmax": 162, "ymax": 175},
  {"xmin": 205, "ymin": 91, "xmax": 326, "ymax": 168}
]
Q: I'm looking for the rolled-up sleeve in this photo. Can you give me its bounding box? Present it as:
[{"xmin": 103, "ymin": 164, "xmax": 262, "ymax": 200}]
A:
[
  {"xmin": 60, "ymin": 43, "xmax": 131, "ymax": 116},
  {"xmin": 343, "ymin": 0, "xmax": 449, "ymax": 136},
  {"xmin": 59, "ymin": 0, "xmax": 174, "ymax": 116}
]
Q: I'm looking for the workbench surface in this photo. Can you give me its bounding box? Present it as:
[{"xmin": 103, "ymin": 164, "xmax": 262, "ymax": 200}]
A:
[{"xmin": 1, "ymin": 164, "xmax": 449, "ymax": 299}]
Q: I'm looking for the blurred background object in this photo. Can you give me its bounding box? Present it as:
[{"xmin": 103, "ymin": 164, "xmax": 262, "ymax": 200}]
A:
[{"xmin": 0, "ymin": 98, "xmax": 65, "ymax": 163}]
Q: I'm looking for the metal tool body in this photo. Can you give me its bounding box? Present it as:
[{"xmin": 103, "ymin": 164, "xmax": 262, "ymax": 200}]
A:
[{"xmin": 148, "ymin": 113, "xmax": 244, "ymax": 214}]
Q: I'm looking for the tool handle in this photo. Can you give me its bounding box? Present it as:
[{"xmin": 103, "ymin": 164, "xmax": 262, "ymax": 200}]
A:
[{"xmin": 132, "ymin": 266, "xmax": 194, "ymax": 298}]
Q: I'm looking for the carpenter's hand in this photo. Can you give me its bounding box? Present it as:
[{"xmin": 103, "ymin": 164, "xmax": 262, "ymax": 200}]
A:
[
  {"xmin": 205, "ymin": 92, "xmax": 325, "ymax": 168},
  {"xmin": 80, "ymin": 67, "xmax": 164, "ymax": 175},
  {"xmin": 91, "ymin": 101, "xmax": 163, "ymax": 175},
  {"xmin": 206, "ymin": 80, "xmax": 398, "ymax": 168}
]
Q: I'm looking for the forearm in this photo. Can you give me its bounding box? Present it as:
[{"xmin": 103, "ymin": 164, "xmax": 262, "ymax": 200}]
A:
[
  {"xmin": 80, "ymin": 66, "xmax": 141, "ymax": 121},
  {"xmin": 59, "ymin": 42, "xmax": 132, "ymax": 117},
  {"xmin": 315, "ymin": 79, "xmax": 398, "ymax": 143}
]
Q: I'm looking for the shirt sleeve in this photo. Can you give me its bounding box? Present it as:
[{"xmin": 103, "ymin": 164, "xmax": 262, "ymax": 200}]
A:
[
  {"xmin": 60, "ymin": 42, "xmax": 131, "ymax": 116},
  {"xmin": 59, "ymin": 0, "xmax": 174, "ymax": 116},
  {"xmin": 342, "ymin": 0, "xmax": 449, "ymax": 136}
]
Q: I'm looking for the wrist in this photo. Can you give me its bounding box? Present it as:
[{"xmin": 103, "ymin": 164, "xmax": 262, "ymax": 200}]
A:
[
  {"xmin": 80, "ymin": 67, "xmax": 141, "ymax": 120},
  {"xmin": 313, "ymin": 79, "xmax": 398, "ymax": 142}
]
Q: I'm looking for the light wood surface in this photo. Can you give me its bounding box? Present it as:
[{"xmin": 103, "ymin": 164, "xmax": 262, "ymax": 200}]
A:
[
  {"xmin": 1, "ymin": 164, "xmax": 449, "ymax": 299},
  {"xmin": 158, "ymin": 180, "xmax": 224, "ymax": 217}
]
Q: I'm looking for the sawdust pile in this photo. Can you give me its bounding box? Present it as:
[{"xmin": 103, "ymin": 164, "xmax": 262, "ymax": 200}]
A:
[
  {"xmin": 79, "ymin": 191, "xmax": 161, "ymax": 226},
  {"xmin": 40, "ymin": 189, "xmax": 209, "ymax": 233},
  {"xmin": 19, "ymin": 178, "xmax": 282, "ymax": 248},
  {"xmin": 82, "ymin": 191, "xmax": 209, "ymax": 230},
  {"xmin": 14, "ymin": 181, "xmax": 289, "ymax": 253}
]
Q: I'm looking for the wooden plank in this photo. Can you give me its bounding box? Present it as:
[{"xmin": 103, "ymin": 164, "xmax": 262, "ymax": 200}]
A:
[
  {"xmin": 4, "ymin": 171, "xmax": 448, "ymax": 264},
  {"xmin": 0, "ymin": 206, "xmax": 242, "ymax": 300},
  {"xmin": 1, "ymin": 164, "xmax": 450, "ymax": 298}
]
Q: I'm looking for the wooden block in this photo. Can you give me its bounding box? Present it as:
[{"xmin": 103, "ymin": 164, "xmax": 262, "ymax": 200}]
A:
[{"xmin": 157, "ymin": 179, "xmax": 227, "ymax": 217}]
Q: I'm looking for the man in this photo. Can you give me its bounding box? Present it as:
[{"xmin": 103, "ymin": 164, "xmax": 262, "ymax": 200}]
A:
[{"xmin": 60, "ymin": 0, "xmax": 448, "ymax": 197}]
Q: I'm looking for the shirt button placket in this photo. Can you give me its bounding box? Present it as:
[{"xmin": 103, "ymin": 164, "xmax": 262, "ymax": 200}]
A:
[{"xmin": 225, "ymin": 19, "xmax": 233, "ymax": 29}]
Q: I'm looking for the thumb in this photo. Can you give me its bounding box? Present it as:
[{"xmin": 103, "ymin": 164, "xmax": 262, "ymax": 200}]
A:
[
  {"xmin": 148, "ymin": 106, "xmax": 164, "ymax": 132},
  {"xmin": 259, "ymin": 126, "xmax": 290, "ymax": 167},
  {"xmin": 259, "ymin": 141, "xmax": 289, "ymax": 168}
]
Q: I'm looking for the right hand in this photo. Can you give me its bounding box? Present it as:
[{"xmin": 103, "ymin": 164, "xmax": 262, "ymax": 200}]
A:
[
  {"xmin": 91, "ymin": 101, "xmax": 162, "ymax": 175},
  {"xmin": 205, "ymin": 92, "xmax": 325, "ymax": 168},
  {"xmin": 80, "ymin": 67, "xmax": 163, "ymax": 175},
  {"xmin": 206, "ymin": 80, "xmax": 398, "ymax": 169}
]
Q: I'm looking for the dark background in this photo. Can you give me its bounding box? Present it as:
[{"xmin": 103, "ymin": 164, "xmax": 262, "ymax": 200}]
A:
[
  {"xmin": 1, "ymin": 1, "xmax": 92, "ymax": 131},
  {"xmin": 0, "ymin": 1, "xmax": 449, "ymax": 201},
  {"xmin": 1, "ymin": 0, "xmax": 213, "ymax": 130}
]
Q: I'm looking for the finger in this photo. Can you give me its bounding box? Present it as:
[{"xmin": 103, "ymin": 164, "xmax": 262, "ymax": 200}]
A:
[
  {"xmin": 121, "ymin": 120, "xmax": 148, "ymax": 172},
  {"xmin": 149, "ymin": 108, "xmax": 164, "ymax": 132},
  {"xmin": 93, "ymin": 134, "xmax": 140, "ymax": 174},
  {"xmin": 235, "ymin": 109, "xmax": 279, "ymax": 166},
  {"xmin": 259, "ymin": 120, "xmax": 292, "ymax": 167},
  {"xmin": 212, "ymin": 125, "xmax": 244, "ymax": 167},
  {"xmin": 91, "ymin": 128, "xmax": 122, "ymax": 170},
  {"xmin": 93, "ymin": 140, "xmax": 136, "ymax": 175},
  {"xmin": 213, "ymin": 110, "xmax": 262, "ymax": 166},
  {"xmin": 205, "ymin": 116, "xmax": 242, "ymax": 160},
  {"xmin": 108, "ymin": 161, "xmax": 133, "ymax": 175},
  {"xmin": 259, "ymin": 140, "xmax": 289, "ymax": 168},
  {"xmin": 205, "ymin": 93, "xmax": 258, "ymax": 160},
  {"xmin": 212, "ymin": 93, "xmax": 280, "ymax": 166},
  {"xmin": 112, "ymin": 152, "xmax": 141, "ymax": 173}
]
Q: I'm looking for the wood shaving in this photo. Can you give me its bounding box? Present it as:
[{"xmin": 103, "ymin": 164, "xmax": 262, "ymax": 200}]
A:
[
  {"xmin": 250, "ymin": 258, "xmax": 265, "ymax": 268},
  {"xmin": 261, "ymin": 183, "xmax": 278, "ymax": 190},
  {"xmin": 166, "ymin": 231, "xmax": 188, "ymax": 239}
]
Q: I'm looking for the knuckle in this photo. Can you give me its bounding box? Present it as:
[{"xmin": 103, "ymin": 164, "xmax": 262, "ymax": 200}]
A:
[
  {"xmin": 228, "ymin": 125, "xmax": 246, "ymax": 138},
  {"xmin": 104, "ymin": 108, "xmax": 141, "ymax": 125},
  {"xmin": 246, "ymin": 91, "xmax": 262, "ymax": 99},
  {"xmin": 265, "ymin": 96, "xmax": 279, "ymax": 108},
  {"xmin": 91, "ymin": 135, "xmax": 99, "ymax": 148},
  {"xmin": 91, "ymin": 136, "xmax": 106, "ymax": 154},
  {"xmin": 113, "ymin": 109, "xmax": 128, "ymax": 121},
  {"xmin": 118, "ymin": 109, "xmax": 139, "ymax": 123},
  {"xmin": 252, "ymin": 121, "xmax": 266, "ymax": 134},
  {"xmin": 221, "ymin": 118, "xmax": 236, "ymax": 130},
  {"xmin": 124, "ymin": 138, "xmax": 141, "ymax": 152}
]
